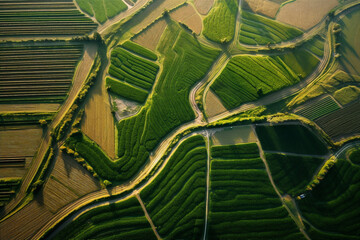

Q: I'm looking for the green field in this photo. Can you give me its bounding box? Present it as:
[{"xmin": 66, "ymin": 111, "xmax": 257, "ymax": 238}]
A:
[
  {"xmin": 298, "ymin": 159, "xmax": 360, "ymax": 238},
  {"xmin": 203, "ymin": 0, "xmax": 238, "ymax": 43},
  {"xmin": 0, "ymin": 44, "xmax": 84, "ymax": 104},
  {"xmin": 255, "ymin": 124, "xmax": 329, "ymax": 155},
  {"xmin": 295, "ymin": 96, "xmax": 340, "ymax": 120},
  {"xmin": 303, "ymin": 35, "xmax": 325, "ymax": 58},
  {"xmin": 349, "ymin": 147, "xmax": 360, "ymax": 165},
  {"xmin": 209, "ymin": 143, "xmax": 305, "ymax": 239},
  {"xmin": 265, "ymin": 153, "xmax": 323, "ymax": 196},
  {"xmin": 53, "ymin": 196, "xmax": 156, "ymax": 240},
  {"xmin": 106, "ymin": 77, "xmax": 148, "ymax": 103},
  {"xmin": 122, "ymin": 41, "xmax": 158, "ymax": 61},
  {"xmin": 333, "ymin": 85, "xmax": 360, "ymax": 106},
  {"xmin": 140, "ymin": 135, "xmax": 207, "ymax": 240},
  {"xmin": 76, "ymin": 0, "xmax": 128, "ymax": 24},
  {"xmin": 239, "ymin": 10, "xmax": 303, "ymax": 45}
]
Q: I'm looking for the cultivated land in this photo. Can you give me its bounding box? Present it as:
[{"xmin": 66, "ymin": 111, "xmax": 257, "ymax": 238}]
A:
[{"xmin": 2, "ymin": 0, "xmax": 360, "ymax": 239}]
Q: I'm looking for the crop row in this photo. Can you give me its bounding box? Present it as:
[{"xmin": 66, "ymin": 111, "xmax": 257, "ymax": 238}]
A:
[
  {"xmin": 209, "ymin": 143, "xmax": 304, "ymax": 239},
  {"xmin": 239, "ymin": 11, "xmax": 303, "ymax": 45},
  {"xmin": 140, "ymin": 135, "xmax": 207, "ymax": 240},
  {"xmin": 53, "ymin": 196, "xmax": 156, "ymax": 240},
  {"xmin": 122, "ymin": 40, "xmax": 158, "ymax": 61},
  {"xmin": 265, "ymin": 153, "xmax": 323, "ymax": 196},
  {"xmin": 210, "ymin": 54, "xmax": 300, "ymax": 109},
  {"xmin": 203, "ymin": 0, "xmax": 238, "ymax": 43},
  {"xmin": 0, "ymin": 112, "xmax": 55, "ymax": 125},
  {"xmin": 295, "ymin": 96, "xmax": 340, "ymax": 120},
  {"xmin": 0, "ymin": 178, "xmax": 21, "ymax": 207},
  {"xmin": 303, "ymin": 35, "xmax": 325, "ymax": 58},
  {"xmin": 298, "ymin": 159, "xmax": 360, "ymax": 238},
  {"xmin": 106, "ymin": 77, "xmax": 148, "ymax": 103},
  {"xmin": 255, "ymin": 124, "xmax": 329, "ymax": 155},
  {"xmin": 109, "ymin": 47, "xmax": 159, "ymax": 91}
]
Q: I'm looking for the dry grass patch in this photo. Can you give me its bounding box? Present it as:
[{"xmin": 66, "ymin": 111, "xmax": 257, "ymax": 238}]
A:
[
  {"xmin": 243, "ymin": 0, "xmax": 280, "ymax": 18},
  {"xmin": 0, "ymin": 104, "xmax": 59, "ymax": 114},
  {"xmin": 194, "ymin": 0, "xmax": 214, "ymax": 15},
  {"xmin": 276, "ymin": 0, "xmax": 339, "ymax": 30},
  {"xmin": 211, "ymin": 125, "xmax": 257, "ymax": 145},
  {"xmin": 133, "ymin": 19, "xmax": 167, "ymax": 51},
  {"xmin": 205, "ymin": 89, "xmax": 227, "ymax": 118},
  {"xmin": 169, "ymin": 3, "xmax": 203, "ymax": 34}
]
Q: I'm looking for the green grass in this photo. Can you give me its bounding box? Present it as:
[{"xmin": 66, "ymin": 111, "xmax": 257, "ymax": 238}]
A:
[
  {"xmin": 109, "ymin": 47, "xmax": 159, "ymax": 90},
  {"xmin": 140, "ymin": 135, "xmax": 206, "ymax": 240},
  {"xmin": 239, "ymin": 10, "xmax": 303, "ymax": 45},
  {"xmin": 76, "ymin": 0, "xmax": 127, "ymax": 23},
  {"xmin": 203, "ymin": 0, "xmax": 238, "ymax": 43},
  {"xmin": 348, "ymin": 147, "xmax": 360, "ymax": 165},
  {"xmin": 210, "ymin": 54, "xmax": 300, "ymax": 109},
  {"xmin": 333, "ymin": 85, "xmax": 360, "ymax": 105},
  {"xmin": 211, "ymin": 143, "xmax": 259, "ymax": 159},
  {"xmin": 295, "ymin": 96, "xmax": 340, "ymax": 120},
  {"xmin": 265, "ymin": 153, "xmax": 323, "ymax": 196},
  {"xmin": 52, "ymin": 197, "xmax": 156, "ymax": 240},
  {"xmin": 106, "ymin": 77, "xmax": 148, "ymax": 103},
  {"xmin": 256, "ymin": 124, "xmax": 329, "ymax": 155},
  {"xmin": 298, "ymin": 159, "xmax": 360, "ymax": 237},
  {"xmin": 122, "ymin": 40, "xmax": 158, "ymax": 61},
  {"xmin": 303, "ymin": 35, "xmax": 325, "ymax": 58},
  {"xmin": 209, "ymin": 143, "xmax": 305, "ymax": 239}
]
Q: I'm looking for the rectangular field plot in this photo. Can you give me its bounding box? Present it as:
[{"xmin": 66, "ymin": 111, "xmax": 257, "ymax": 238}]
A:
[
  {"xmin": 211, "ymin": 125, "xmax": 257, "ymax": 145},
  {"xmin": 0, "ymin": 178, "xmax": 20, "ymax": 207},
  {"xmin": 209, "ymin": 143, "xmax": 305, "ymax": 239},
  {"xmin": 294, "ymin": 95, "xmax": 340, "ymax": 120},
  {"xmin": 0, "ymin": 44, "xmax": 83, "ymax": 103},
  {"xmin": 255, "ymin": 124, "xmax": 328, "ymax": 155},
  {"xmin": 0, "ymin": 1, "xmax": 97, "ymax": 37}
]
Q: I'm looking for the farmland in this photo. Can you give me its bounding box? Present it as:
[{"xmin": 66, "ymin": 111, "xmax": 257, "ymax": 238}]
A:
[
  {"xmin": 75, "ymin": 0, "xmax": 128, "ymax": 24},
  {"xmin": 203, "ymin": 0, "xmax": 238, "ymax": 43},
  {"xmin": 0, "ymin": 44, "xmax": 84, "ymax": 104},
  {"xmin": 209, "ymin": 143, "xmax": 305, "ymax": 239},
  {"xmin": 169, "ymin": 3, "xmax": 203, "ymax": 35},
  {"xmin": 294, "ymin": 95, "xmax": 340, "ymax": 120},
  {"xmin": 243, "ymin": 0, "xmax": 280, "ymax": 18},
  {"xmin": 132, "ymin": 18, "xmax": 167, "ymax": 51},
  {"xmin": 239, "ymin": 10, "xmax": 303, "ymax": 45},
  {"xmin": 0, "ymin": 1, "xmax": 97, "ymax": 37},
  {"xmin": 211, "ymin": 125, "xmax": 257, "ymax": 145},
  {"xmin": 204, "ymin": 90, "xmax": 227, "ymax": 118},
  {"xmin": 0, "ymin": 178, "xmax": 21, "ymax": 207},
  {"xmin": 194, "ymin": 0, "xmax": 214, "ymax": 15},
  {"xmin": 298, "ymin": 159, "xmax": 360, "ymax": 238},
  {"xmin": 141, "ymin": 135, "xmax": 206, "ymax": 239},
  {"xmin": 255, "ymin": 124, "xmax": 329, "ymax": 155}
]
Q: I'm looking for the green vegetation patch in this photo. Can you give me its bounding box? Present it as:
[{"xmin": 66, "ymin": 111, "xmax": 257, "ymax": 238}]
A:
[
  {"xmin": 298, "ymin": 159, "xmax": 360, "ymax": 237},
  {"xmin": 295, "ymin": 96, "xmax": 340, "ymax": 120},
  {"xmin": 141, "ymin": 135, "xmax": 207, "ymax": 240},
  {"xmin": 122, "ymin": 41, "xmax": 158, "ymax": 61},
  {"xmin": 109, "ymin": 47, "xmax": 159, "ymax": 91},
  {"xmin": 76, "ymin": 0, "xmax": 128, "ymax": 24},
  {"xmin": 265, "ymin": 153, "xmax": 323, "ymax": 196},
  {"xmin": 203, "ymin": 0, "xmax": 238, "ymax": 43},
  {"xmin": 106, "ymin": 77, "xmax": 148, "ymax": 103},
  {"xmin": 211, "ymin": 143, "xmax": 259, "ymax": 159},
  {"xmin": 303, "ymin": 35, "xmax": 325, "ymax": 58},
  {"xmin": 333, "ymin": 85, "xmax": 360, "ymax": 106},
  {"xmin": 239, "ymin": 10, "xmax": 303, "ymax": 45},
  {"xmin": 348, "ymin": 147, "xmax": 360, "ymax": 165},
  {"xmin": 0, "ymin": 112, "xmax": 55, "ymax": 125},
  {"xmin": 209, "ymin": 143, "xmax": 305, "ymax": 239},
  {"xmin": 53, "ymin": 196, "xmax": 156, "ymax": 240},
  {"xmin": 256, "ymin": 124, "xmax": 328, "ymax": 155}
]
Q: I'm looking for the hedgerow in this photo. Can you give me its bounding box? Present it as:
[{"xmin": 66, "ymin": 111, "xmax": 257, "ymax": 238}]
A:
[
  {"xmin": 122, "ymin": 40, "xmax": 158, "ymax": 60},
  {"xmin": 106, "ymin": 77, "xmax": 148, "ymax": 103}
]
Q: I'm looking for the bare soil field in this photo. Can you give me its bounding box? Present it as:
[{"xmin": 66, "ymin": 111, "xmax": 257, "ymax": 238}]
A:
[
  {"xmin": 194, "ymin": 0, "xmax": 214, "ymax": 15},
  {"xmin": 205, "ymin": 90, "xmax": 227, "ymax": 118},
  {"xmin": 211, "ymin": 125, "xmax": 257, "ymax": 145},
  {"xmin": 81, "ymin": 70, "xmax": 116, "ymax": 159},
  {"xmin": 169, "ymin": 3, "xmax": 203, "ymax": 34},
  {"xmin": 243, "ymin": 0, "xmax": 280, "ymax": 18},
  {"xmin": 276, "ymin": 0, "xmax": 339, "ymax": 30},
  {"xmin": 132, "ymin": 18, "xmax": 167, "ymax": 51},
  {"xmin": 0, "ymin": 104, "xmax": 59, "ymax": 114}
]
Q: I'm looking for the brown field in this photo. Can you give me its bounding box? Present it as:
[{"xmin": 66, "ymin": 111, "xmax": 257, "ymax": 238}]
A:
[
  {"xmin": 169, "ymin": 3, "xmax": 203, "ymax": 34},
  {"xmin": 211, "ymin": 125, "xmax": 257, "ymax": 145},
  {"xmin": 243, "ymin": 0, "xmax": 280, "ymax": 18},
  {"xmin": 315, "ymin": 101, "xmax": 360, "ymax": 141},
  {"xmin": 43, "ymin": 153, "xmax": 100, "ymax": 212},
  {"xmin": 194, "ymin": 0, "xmax": 214, "ymax": 15},
  {"xmin": 0, "ymin": 103, "xmax": 59, "ymax": 113},
  {"xmin": 81, "ymin": 69, "xmax": 116, "ymax": 159},
  {"xmin": 205, "ymin": 89, "xmax": 227, "ymax": 118},
  {"xmin": 0, "ymin": 199, "xmax": 53, "ymax": 240},
  {"xmin": 276, "ymin": 0, "xmax": 339, "ymax": 30},
  {"xmin": 132, "ymin": 18, "xmax": 167, "ymax": 51}
]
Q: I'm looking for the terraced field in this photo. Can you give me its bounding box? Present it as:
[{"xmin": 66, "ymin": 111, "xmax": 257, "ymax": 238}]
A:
[
  {"xmin": 209, "ymin": 143, "xmax": 305, "ymax": 239},
  {"xmin": 53, "ymin": 196, "xmax": 156, "ymax": 240},
  {"xmin": 0, "ymin": 0, "xmax": 97, "ymax": 37},
  {"xmin": 0, "ymin": 178, "xmax": 21, "ymax": 207},
  {"xmin": 239, "ymin": 10, "xmax": 303, "ymax": 45},
  {"xmin": 295, "ymin": 96, "xmax": 340, "ymax": 121},
  {"xmin": 141, "ymin": 135, "xmax": 207, "ymax": 239},
  {"xmin": 0, "ymin": 44, "xmax": 83, "ymax": 103},
  {"xmin": 203, "ymin": 0, "xmax": 238, "ymax": 43},
  {"xmin": 298, "ymin": 159, "xmax": 360, "ymax": 238}
]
